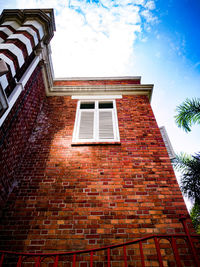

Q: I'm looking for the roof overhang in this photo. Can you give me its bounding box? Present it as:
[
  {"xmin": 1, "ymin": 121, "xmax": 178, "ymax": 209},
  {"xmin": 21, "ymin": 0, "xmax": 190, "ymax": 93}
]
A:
[
  {"xmin": 44, "ymin": 77, "xmax": 154, "ymax": 101},
  {"xmin": 0, "ymin": 9, "xmax": 153, "ymax": 102}
]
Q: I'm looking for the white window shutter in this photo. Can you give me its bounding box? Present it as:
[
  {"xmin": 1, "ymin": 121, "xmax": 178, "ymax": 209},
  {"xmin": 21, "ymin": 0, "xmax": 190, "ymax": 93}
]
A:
[
  {"xmin": 73, "ymin": 99, "xmax": 120, "ymax": 142},
  {"xmin": 99, "ymin": 110, "xmax": 114, "ymax": 139},
  {"xmin": 79, "ymin": 111, "xmax": 94, "ymax": 139}
]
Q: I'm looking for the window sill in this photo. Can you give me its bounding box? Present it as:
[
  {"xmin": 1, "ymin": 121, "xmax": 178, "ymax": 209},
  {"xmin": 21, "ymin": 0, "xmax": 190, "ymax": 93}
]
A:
[{"xmin": 71, "ymin": 141, "xmax": 121, "ymax": 146}]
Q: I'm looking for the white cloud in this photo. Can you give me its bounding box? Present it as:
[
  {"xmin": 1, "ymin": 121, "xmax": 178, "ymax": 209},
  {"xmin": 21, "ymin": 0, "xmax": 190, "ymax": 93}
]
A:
[
  {"xmin": 141, "ymin": 9, "xmax": 157, "ymax": 23},
  {"xmin": 145, "ymin": 0, "xmax": 156, "ymax": 10},
  {"xmin": 13, "ymin": 0, "xmax": 157, "ymax": 77}
]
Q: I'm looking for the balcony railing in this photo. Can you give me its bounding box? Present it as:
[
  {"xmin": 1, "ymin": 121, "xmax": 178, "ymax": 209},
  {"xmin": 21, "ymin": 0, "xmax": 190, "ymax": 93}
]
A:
[{"xmin": 0, "ymin": 217, "xmax": 199, "ymax": 266}]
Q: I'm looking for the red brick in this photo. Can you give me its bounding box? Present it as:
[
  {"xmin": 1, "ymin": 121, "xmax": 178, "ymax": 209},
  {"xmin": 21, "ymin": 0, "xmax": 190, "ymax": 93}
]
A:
[{"xmin": 0, "ymin": 86, "xmax": 192, "ymax": 257}]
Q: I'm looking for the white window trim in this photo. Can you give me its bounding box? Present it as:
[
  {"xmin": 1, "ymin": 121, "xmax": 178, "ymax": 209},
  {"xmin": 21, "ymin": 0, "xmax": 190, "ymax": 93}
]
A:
[
  {"xmin": 72, "ymin": 99, "xmax": 120, "ymax": 143},
  {"xmin": 72, "ymin": 95, "xmax": 122, "ymax": 100}
]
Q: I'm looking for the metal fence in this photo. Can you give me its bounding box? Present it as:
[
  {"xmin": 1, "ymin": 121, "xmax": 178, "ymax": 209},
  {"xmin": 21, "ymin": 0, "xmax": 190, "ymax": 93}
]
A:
[{"xmin": 0, "ymin": 217, "xmax": 199, "ymax": 266}]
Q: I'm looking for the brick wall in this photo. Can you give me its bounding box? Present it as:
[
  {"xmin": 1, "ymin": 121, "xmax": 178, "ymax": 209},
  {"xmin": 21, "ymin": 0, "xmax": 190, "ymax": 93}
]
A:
[
  {"xmin": 0, "ymin": 64, "xmax": 46, "ymax": 210},
  {"xmin": 0, "ymin": 94, "xmax": 190, "ymax": 256}
]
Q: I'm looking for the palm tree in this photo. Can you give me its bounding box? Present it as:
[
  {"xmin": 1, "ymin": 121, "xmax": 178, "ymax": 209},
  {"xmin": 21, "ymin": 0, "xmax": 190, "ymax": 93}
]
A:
[
  {"xmin": 175, "ymin": 98, "xmax": 200, "ymax": 132},
  {"xmin": 190, "ymin": 203, "xmax": 200, "ymax": 234},
  {"xmin": 174, "ymin": 98, "xmax": 200, "ymax": 232},
  {"xmin": 173, "ymin": 153, "xmax": 200, "ymax": 232},
  {"xmin": 173, "ymin": 152, "xmax": 200, "ymax": 204}
]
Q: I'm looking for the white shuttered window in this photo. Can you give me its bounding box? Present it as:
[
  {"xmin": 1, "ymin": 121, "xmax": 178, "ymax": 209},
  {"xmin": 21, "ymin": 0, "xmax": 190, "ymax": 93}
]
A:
[{"xmin": 73, "ymin": 100, "xmax": 120, "ymax": 142}]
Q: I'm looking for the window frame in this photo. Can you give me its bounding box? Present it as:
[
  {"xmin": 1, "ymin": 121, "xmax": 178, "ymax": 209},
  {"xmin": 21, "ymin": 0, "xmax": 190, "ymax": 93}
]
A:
[{"xmin": 72, "ymin": 99, "xmax": 120, "ymax": 143}]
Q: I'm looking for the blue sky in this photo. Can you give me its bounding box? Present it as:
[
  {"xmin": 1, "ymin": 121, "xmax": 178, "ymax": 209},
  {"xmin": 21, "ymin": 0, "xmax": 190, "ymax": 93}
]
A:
[
  {"xmin": 155, "ymin": 0, "xmax": 200, "ymax": 67},
  {"xmin": 0, "ymin": 0, "xmax": 200, "ymax": 158}
]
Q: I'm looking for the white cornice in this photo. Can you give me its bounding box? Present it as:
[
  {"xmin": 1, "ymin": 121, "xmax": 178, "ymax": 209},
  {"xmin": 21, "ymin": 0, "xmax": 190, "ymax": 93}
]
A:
[
  {"xmin": 41, "ymin": 50, "xmax": 153, "ymax": 101},
  {"xmin": 54, "ymin": 76, "xmax": 141, "ymax": 81},
  {"xmin": 45, "ymin": 84, "xmax": 154, "ymax": 101}
]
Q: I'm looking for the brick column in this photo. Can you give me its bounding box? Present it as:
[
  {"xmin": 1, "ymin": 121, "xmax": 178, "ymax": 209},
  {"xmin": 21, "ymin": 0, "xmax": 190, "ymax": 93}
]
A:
[
  {"xmin": 0, "ymin": 20, "xmax": 20, "ymax": 43},
  {"xmin": 0, "ymin": 9, "xmax": 55, "ymax": 208},
  {"xmin": 0, "ymin": 19, "xmax": 45, "ymax": 93}
]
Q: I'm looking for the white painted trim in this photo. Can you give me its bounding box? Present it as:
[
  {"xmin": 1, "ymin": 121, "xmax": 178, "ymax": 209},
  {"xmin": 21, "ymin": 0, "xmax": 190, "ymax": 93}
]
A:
[
  {"xmin": 72, "ymin": 101, "xmax": 80, "ymax": 142},
  {"xmin": 55, "ymin": 85, "xmax": 153, "ymax": 91},
  {"xmin": 2, "ymin": 21, "xmax": 20, "ymax": 30},
  {"xmin": 49, "ymin": 84, "xmax": 153, "ymax": 101},
  {"xmin": 18, "ymin": 26, "xmax": 39, "ymax": 46},
  {"xmin": 94, "ymin": 102, "xmax": 98, "ymax": 140},
  {"xmin": 40, "ymin": 44, "xmax": 54, "ymax": 94},
  {"xmin": 55, "ymin": 76, "xmax": 141, "ymax": 81},
  {"xmin": 72, "ymin": 95, "xmax": 122, "ymax": 100},
  {"xmin": 0, "ymin": 74, "xmax": 8, "ymax": 90},
  {"xmin": 20, "ymin": 56, "xmax": 40, "ymax": 87},
  {"xmin": 113, "ymin": 100, "xmax": 120, "ymax": 141},
  {"xmin": 46, "ymin": 44, "xmax": 55, "ymax": 79},
  {"xmin": 24, "ymin": 20, "xmax": 44, "ymax": 39},
  {"xmin": 0, "ymin": 37, "xmax": 4, "ymax": 43},
  {"xmin": 0, "ymin": 27, "xmax": 13, "ymax": 36},
  {"xmin": 0, "ymin": 53, "xmax": 16, "ymax": 76},
  {"xmin": 0, "ymin": 43, "xmax": 24, "ymax": 67},
  {"xmin": 8, "ymin": 34, "xmax": 33, "ymax": 55},
  {"xmin": 0, "ymin": 85, "xmax": 22, "ymax": 125},
  {"xmin": 72, "ymin": 99, "xmax": 120, "ymax": 143},
  {"xmin": 0, "ymin": 55, "xmax": 40, "ymax": 127}
]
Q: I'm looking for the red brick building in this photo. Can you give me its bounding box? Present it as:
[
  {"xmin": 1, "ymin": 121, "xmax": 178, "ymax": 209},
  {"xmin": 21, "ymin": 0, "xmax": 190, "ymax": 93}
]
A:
[{"xmin": 0, "ymin": 9, "xmax": 199, "ymax": 266}]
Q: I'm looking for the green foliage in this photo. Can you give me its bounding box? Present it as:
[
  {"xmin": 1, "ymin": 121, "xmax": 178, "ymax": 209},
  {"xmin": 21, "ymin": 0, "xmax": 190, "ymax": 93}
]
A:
[
  {"xmin": 173, "ymin": 153, "xmax": 200, "ymax": 233},
  {"xmin": 173, "ymin": 153, "xmax": 200, "ymax": 205},
  {"xmin": 190, "ymin": 203, "xmax": 200, "ymax": 234},
  {"xmin": 175, "ymin": 98, "xmax": 200, "ymax": 132},
  {"xmin": 174, "ymin": 97, "xmax": 200, "ymax": 233},
  {"xmin": 173, "ymin": 152, "xmax": 192, "ymax": 172}
]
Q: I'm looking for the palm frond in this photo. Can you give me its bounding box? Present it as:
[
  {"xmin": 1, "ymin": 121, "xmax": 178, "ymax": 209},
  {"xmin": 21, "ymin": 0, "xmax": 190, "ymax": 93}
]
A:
[
  {"xmin": 190, "ymin": 203, "xmax": 200, "ymax": 233},
  {"xmin": 178, "ymin": 153, "xmax": 200, "ymax": 204},
  {"xmin": 175, "ymin": 98, "xmax": 200, "ymax": 132},
  {"xmin": 172, "ymin": 152, "xmax": 192, "ymax": 172}
]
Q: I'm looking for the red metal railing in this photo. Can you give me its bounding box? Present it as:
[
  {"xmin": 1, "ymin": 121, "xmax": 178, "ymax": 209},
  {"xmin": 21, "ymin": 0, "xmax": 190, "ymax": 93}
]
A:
[{"xmin": 0, "ymin": 217, "xmax": 199, "ymax": 266}]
